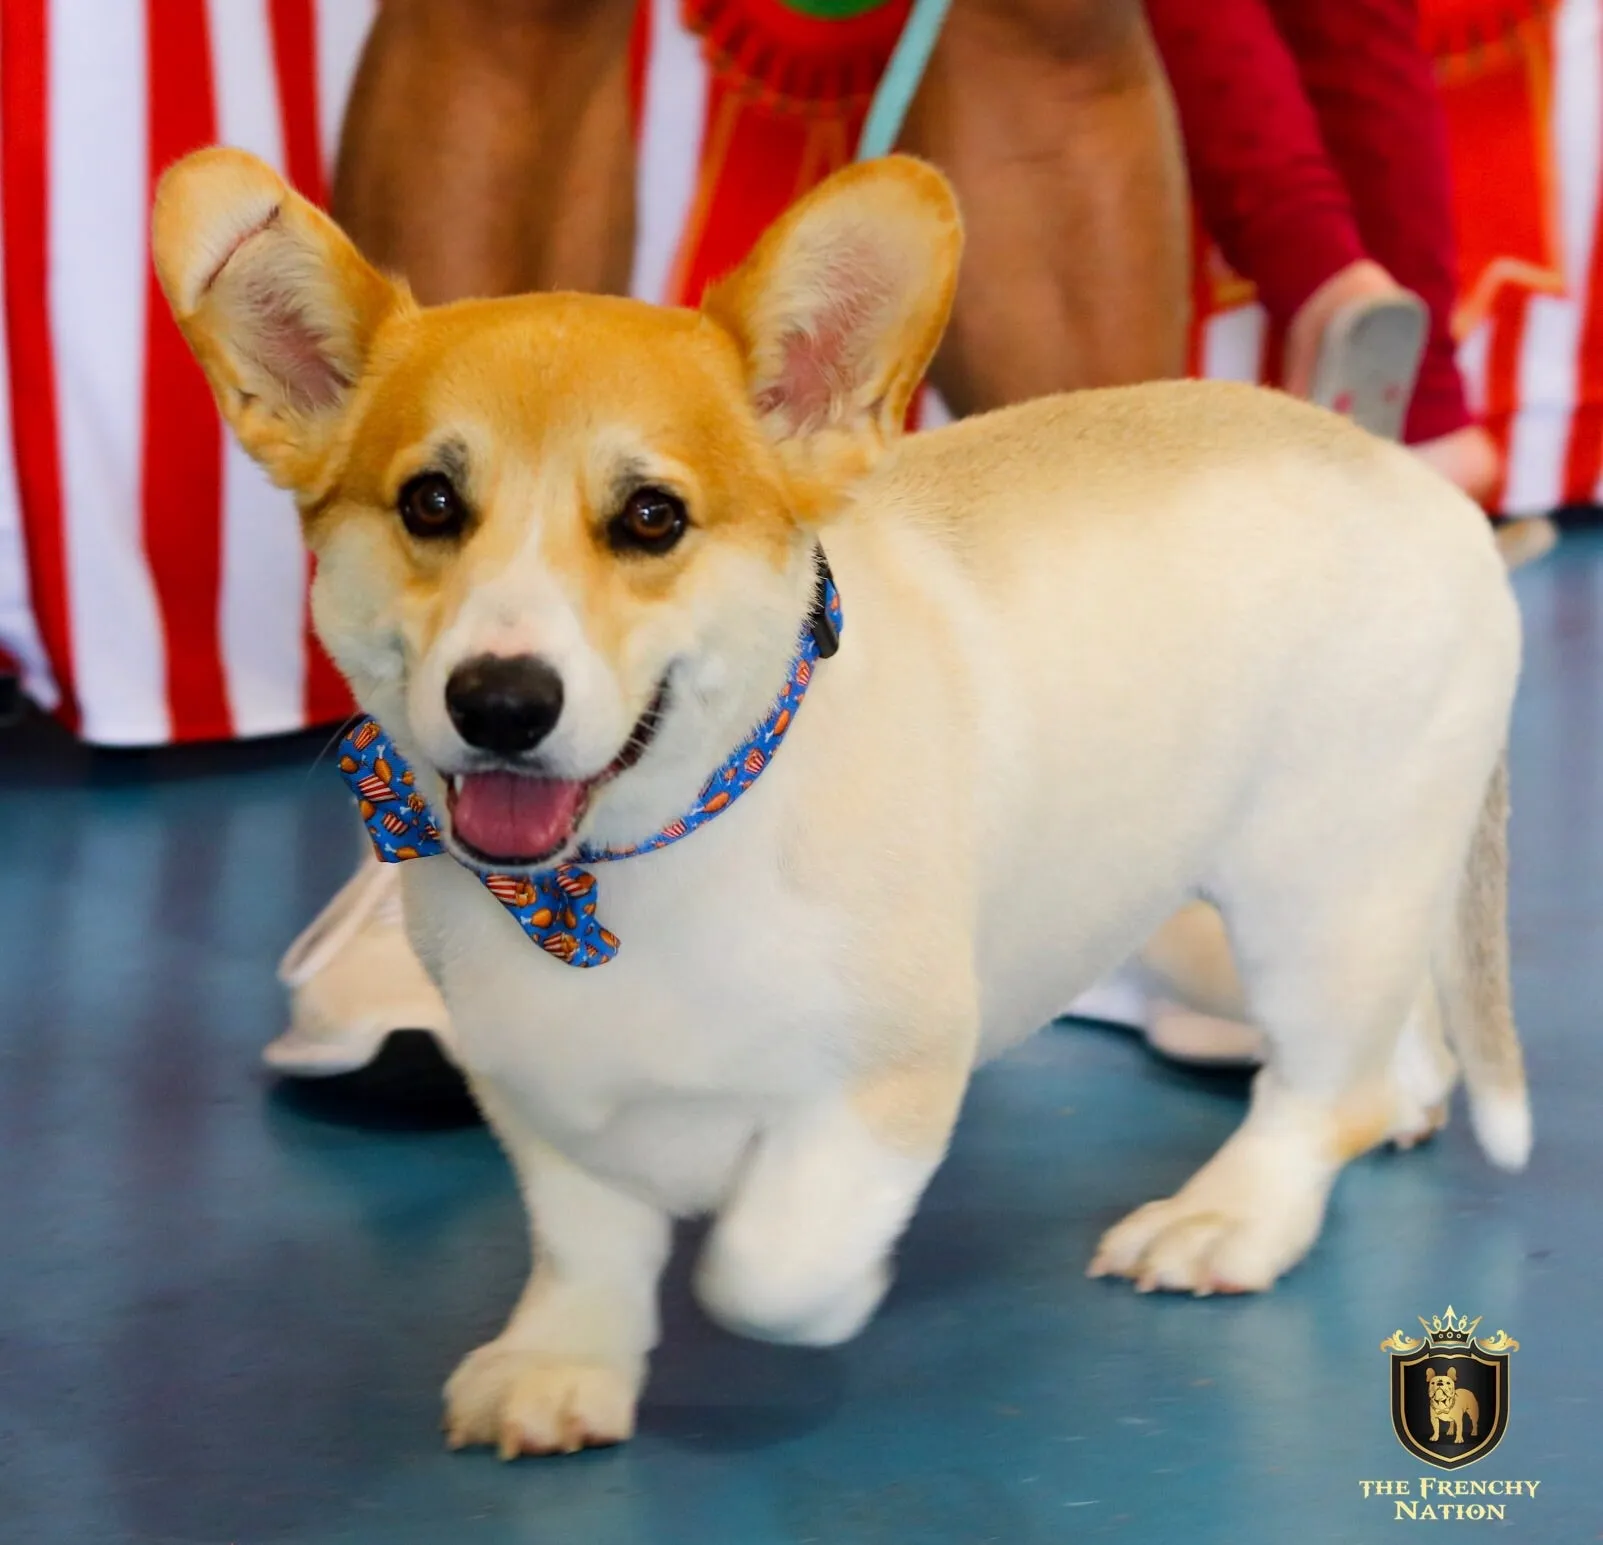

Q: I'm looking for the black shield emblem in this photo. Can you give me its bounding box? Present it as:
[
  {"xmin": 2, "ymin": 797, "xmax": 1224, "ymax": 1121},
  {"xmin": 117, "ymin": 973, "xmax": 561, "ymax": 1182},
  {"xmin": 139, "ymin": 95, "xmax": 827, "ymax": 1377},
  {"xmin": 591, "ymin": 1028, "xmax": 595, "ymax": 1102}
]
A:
[
  {"xmin": 1382, "ymin": 1309, "xmax": 1518, "ymax": 1469},
  {"xmin": 1388, "ymin": 1346, "xmax": 1510, "ymax": 1469}
]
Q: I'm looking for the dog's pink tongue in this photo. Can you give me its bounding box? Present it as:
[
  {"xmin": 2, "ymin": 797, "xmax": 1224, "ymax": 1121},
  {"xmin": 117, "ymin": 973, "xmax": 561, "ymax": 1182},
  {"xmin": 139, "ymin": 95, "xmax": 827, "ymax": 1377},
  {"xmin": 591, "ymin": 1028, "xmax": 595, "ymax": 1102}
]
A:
[{"xmin": 450, "ymin": 772, "xmax": 586, "ymax": 861}]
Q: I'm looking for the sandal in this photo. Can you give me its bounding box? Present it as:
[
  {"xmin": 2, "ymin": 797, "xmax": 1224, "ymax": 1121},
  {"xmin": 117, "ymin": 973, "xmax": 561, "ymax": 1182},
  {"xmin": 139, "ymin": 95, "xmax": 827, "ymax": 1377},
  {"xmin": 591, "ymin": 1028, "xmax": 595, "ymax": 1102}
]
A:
[{"xmin": 1307, "ymin": 291, "xmax": 1429, "ymax": 443}]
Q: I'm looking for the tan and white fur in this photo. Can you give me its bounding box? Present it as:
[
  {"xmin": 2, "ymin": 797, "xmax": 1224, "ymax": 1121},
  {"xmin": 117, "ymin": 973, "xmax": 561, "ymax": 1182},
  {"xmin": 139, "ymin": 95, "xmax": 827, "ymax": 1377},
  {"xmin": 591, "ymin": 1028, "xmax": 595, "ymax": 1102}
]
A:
[{"xmin": 152, "ymin": 149, "xmax": 1529, "ymax": 1458}]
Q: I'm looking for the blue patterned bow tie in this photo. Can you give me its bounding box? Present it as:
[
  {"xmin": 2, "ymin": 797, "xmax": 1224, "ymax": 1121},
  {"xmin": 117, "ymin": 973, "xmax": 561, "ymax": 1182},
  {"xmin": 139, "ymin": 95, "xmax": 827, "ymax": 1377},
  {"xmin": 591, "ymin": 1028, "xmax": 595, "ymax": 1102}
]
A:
[{"xmin": 337, "ymin": 554, "xmax": 842, "ymax": 967}]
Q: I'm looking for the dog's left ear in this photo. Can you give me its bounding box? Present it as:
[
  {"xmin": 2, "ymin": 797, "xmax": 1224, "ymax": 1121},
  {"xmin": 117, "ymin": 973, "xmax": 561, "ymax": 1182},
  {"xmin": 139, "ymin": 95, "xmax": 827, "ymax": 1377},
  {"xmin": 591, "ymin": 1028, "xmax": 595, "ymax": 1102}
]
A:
[
  {"xmin": 1446, "ymin": 1367, "xmax": 1458, "ymax": 1382},
  {"xmin": 702, "ymin": 156, "xmax": 961, "ymax": 479}
]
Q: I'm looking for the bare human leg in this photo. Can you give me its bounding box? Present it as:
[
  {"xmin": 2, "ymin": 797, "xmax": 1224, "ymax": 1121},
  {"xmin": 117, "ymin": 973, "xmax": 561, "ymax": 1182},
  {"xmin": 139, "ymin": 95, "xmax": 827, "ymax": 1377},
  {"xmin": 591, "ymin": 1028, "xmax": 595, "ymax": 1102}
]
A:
[
  {"xmin": 898, "ymin": 0, "xmax": 1190, "ymax": 415},
  {"xmin": 331, "ymin": 0, "xmax": 638, "ymax": 303}
]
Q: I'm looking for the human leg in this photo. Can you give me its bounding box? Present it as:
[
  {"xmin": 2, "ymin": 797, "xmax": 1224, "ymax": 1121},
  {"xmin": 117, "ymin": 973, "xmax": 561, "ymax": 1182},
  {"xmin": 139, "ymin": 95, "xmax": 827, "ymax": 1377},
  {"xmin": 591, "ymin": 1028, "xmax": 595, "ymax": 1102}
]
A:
[
  {"xmin": 900, "ymin": 0, "xmax": 1190, "ymax": 414},
  {"xmin": 331, "ymin": 0, "xmax": 638, "ymax": 302}
]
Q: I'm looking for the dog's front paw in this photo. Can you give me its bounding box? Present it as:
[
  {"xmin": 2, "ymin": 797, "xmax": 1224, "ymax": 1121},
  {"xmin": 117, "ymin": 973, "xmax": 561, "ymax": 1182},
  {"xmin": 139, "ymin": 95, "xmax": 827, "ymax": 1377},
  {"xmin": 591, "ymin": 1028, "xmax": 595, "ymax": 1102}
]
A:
[
  {"xmin": 443, "ymin": 1342, "xmax": 640, "ymax": 1458},
  {"xmin": 696, "ymin": 1249, "xmax": 891, "ymax": 1347},
  {"xmin": 1087, "ymin": 1158, "xmax": 1329, "ymax": 1296}
]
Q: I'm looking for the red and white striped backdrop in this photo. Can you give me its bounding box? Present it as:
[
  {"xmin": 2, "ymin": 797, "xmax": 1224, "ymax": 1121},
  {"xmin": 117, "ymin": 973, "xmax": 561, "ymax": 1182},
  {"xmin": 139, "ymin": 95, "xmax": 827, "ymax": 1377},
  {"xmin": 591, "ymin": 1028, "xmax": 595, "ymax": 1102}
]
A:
[
  {"xmin": 3, "ymin": 0, "xmax": 1601, "ymax": 745},
  {"xmin": 1, "ymin": 0, "xmax": 373, "ymax": 743}
]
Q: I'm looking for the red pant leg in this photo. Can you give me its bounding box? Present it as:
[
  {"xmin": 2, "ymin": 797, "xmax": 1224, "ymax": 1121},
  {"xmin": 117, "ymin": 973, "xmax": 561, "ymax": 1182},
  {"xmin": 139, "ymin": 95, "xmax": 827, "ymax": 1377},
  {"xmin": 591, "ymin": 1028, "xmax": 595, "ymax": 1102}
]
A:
[
  {"xmin": 1266, "ymin": 0, "xmax": 1470, "ymax": 440},
  {"xmin": 1145, "ymin": 0, "xmax": 1365, "ymax": 324}
]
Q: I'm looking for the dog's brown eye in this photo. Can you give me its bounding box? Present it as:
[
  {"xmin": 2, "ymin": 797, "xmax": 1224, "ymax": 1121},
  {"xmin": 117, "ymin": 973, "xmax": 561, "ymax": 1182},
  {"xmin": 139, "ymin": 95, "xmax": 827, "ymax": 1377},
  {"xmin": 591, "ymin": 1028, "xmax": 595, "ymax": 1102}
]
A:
[
  {"xmin": 398, "ymin": 472, "xmax": 468, "ymax": 540},
  {"xmin": 609, "ymin": 487, "xmax": 688, "ymax": 555}
]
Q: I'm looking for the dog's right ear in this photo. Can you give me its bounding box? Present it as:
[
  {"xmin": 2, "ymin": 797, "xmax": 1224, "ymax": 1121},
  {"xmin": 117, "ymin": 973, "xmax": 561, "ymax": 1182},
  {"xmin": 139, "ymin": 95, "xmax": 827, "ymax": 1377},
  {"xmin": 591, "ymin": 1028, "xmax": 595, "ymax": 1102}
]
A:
[
  {"xmin": 151, "ymin": 147, "xmax": 406, "ymax": 493},
  {"xmin": 1424, "ymin": 1367, "xmax": 1435, "ymax": 1379}
]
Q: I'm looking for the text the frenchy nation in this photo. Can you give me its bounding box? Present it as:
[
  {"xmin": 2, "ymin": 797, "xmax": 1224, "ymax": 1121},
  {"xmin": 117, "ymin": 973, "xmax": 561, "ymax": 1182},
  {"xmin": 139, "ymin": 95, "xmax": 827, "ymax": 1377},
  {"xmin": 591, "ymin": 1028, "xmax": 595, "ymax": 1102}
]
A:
[{"xmin": 1358, "ymin": 1477, "xmax": 1541, "ymax": 1521}]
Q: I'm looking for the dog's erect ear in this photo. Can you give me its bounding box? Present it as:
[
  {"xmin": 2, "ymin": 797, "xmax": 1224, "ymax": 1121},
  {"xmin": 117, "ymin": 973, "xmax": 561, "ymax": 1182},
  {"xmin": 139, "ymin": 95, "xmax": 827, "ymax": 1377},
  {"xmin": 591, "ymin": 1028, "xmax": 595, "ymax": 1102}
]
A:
[
  {"xmin": 701, "ymin": 156, "xmax": 961, "ymax": 477},
  {"xmin": 1424, "ymin": 1367, "xmax": 1436, "ymax": 1379},
  {"xmin": 1446, "ymin": 1366, "xmax": 1458, "ymax": 1383},
  {"xmin": 151, "ymin": 147, "xmax": 405, "ymax": 492}
]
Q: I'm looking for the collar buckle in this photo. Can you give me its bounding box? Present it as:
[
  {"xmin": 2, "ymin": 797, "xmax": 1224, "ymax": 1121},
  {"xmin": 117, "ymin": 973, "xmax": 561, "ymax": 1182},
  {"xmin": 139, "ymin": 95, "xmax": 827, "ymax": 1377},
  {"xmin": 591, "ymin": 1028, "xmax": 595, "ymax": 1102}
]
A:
[{"xmin": 809, "ymin": 549, "xmax": 840, "ymax": 659}]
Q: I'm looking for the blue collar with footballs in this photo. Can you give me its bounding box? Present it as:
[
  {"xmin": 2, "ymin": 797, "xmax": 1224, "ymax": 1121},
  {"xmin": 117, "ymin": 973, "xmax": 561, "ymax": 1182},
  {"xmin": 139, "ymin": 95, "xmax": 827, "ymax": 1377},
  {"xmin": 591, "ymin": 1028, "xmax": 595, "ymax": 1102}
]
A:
[{"xmin": 337, "ymin": 550, "xmax": 842, "ymax": 967}]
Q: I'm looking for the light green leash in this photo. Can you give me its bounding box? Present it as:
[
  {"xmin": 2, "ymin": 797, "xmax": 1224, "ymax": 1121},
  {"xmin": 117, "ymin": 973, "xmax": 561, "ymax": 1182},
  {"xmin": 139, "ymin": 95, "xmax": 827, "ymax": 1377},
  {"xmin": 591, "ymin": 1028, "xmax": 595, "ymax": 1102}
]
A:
[{"xmin": 855, "ymin": 0, "xmax": 953, "ymax": 159}]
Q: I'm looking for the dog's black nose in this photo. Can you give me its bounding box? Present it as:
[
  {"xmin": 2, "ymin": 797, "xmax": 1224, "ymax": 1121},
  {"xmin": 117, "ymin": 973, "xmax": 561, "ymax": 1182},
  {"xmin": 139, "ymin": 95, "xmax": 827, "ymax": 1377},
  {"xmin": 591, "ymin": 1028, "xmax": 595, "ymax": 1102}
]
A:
[{"xmin": 445, "ymin": 654, "xmax": 565, "ymax": 755}]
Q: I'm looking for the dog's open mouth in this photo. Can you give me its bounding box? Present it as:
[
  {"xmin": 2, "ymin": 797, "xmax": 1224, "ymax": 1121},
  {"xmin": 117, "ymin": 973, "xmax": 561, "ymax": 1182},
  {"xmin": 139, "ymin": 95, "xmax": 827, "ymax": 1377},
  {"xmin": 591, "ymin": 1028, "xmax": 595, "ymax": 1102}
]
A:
[{"xmin": 444, "ymin": 681, "xmax": 669, "ymax": 868}]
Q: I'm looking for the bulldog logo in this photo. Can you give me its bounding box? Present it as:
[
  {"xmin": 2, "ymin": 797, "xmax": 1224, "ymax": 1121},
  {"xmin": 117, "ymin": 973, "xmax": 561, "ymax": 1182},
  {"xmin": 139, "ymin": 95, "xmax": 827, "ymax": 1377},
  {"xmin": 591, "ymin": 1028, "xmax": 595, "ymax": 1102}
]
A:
[
  {"xmin": 1425, "ymin": 1364, "xmax": 1479, "ymax": 1443},
  {"xmin": 1382, "ymin": 1307, "xmax": 1518, "ymax": 1470}
]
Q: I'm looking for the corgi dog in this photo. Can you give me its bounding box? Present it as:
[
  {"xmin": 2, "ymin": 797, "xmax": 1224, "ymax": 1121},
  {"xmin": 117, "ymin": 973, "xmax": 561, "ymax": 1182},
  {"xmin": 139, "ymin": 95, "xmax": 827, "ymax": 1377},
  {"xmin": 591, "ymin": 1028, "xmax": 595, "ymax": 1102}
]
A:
[{"xmin": 151, "ymin": 149, "xmax": 1529, "ymax": 1459}]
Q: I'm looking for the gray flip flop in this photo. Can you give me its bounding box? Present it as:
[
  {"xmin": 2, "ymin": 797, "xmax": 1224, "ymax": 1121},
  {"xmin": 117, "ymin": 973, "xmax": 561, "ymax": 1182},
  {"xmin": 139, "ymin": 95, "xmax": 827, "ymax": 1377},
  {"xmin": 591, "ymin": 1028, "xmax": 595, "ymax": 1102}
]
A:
[{"xmin": 1307, "ymin": 292, "xmax": 1429, "ymax": 442}]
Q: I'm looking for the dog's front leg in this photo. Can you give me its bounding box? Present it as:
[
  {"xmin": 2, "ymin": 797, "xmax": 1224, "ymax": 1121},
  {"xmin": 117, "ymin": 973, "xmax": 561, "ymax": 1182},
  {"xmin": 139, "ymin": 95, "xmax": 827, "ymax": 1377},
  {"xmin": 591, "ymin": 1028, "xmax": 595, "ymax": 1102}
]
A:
[
  {"xmin": 444, "ymin": 1088, "xmax": 670, "ymax": 1458},
  {"xmin": 695, "ymin": 1052, "xmax": 970, "ymax": 1347}
]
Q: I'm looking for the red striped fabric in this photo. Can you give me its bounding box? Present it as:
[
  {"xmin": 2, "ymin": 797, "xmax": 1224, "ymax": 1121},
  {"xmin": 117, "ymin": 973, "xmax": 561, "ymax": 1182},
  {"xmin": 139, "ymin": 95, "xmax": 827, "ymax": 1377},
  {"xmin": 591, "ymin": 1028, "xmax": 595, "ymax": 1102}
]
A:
[
  {"xmin": 1, "ymin": 0, "xmax": 76, "ymax": 727},
  {"xmin": 629, "ymin": 0, "xmax": 653, "ymax": 134},
  {"xmin": 270, "ymin": 0, "xmax": 355, "ymax": 727},
  {"xmin": 143, "ymin": 0, "xmax": 232, "ymax": 741},
  {"xmin": 1484, "ymin": 289, "xmax": 1536, "ymax": 512},
  {"xmin": 1562, "ymin": 5, "xmax": 1603, "ymax": 500},
  {"xmin": 270, "ymin": 0, "xmax": 327, "ymax": 202}
]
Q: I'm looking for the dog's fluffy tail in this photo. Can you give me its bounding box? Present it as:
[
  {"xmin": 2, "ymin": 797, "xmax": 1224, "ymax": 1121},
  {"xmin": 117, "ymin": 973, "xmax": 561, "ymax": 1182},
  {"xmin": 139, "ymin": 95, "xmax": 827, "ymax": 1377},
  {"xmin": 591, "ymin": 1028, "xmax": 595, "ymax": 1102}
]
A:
[{"xmin": 1434, "ymin": 752, "xmax": 1531, "ymax": 1170}]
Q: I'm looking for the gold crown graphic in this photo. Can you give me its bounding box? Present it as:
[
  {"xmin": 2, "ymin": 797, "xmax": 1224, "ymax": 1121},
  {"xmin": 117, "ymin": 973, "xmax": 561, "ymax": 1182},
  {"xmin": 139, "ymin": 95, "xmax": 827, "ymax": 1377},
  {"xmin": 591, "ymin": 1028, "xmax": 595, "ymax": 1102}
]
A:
[
  {"xmin": 1380, "ymin": 1306, "xmax": 1520, "ymax": 1356},
  {"xmin": 1419, "ymin": 1306, "xmax": 1479, "ymax": 1346}
]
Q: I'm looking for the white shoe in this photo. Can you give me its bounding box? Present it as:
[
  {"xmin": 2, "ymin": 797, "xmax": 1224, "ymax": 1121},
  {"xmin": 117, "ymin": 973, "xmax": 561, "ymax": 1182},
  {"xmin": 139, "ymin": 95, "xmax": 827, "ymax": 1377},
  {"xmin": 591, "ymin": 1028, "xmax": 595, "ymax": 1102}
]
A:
[
  {"xmin": 266, "ymin": 848, "xmax": 454, "ymax": 1077},
  {"xmin": 1065, "ymin": 976, "xmax": 1265, "ymax": 1068}
]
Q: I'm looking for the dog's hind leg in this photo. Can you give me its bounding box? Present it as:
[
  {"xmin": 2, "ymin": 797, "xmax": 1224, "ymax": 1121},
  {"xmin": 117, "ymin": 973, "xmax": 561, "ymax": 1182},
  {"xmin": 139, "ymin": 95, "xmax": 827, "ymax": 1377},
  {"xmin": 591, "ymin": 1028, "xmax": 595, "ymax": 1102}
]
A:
[
  {"xmin": 1385, "ymin": 983, "xmax": 1458, "ymax": 1149},
  {"xmin": 1090, "ymin": 770, "xmax": 1488, "ymax": 1295},
  {"xmin": 1123, "ymin": 905, "xmax": 1460, "ymax": 1140}
]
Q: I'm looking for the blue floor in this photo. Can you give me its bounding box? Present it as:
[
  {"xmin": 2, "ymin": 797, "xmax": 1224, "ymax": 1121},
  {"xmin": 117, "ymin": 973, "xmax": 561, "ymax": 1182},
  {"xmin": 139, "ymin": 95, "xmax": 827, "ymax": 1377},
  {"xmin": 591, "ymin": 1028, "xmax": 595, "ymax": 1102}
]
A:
[{"xmin": 4, "ymin": 535, "xmax": 1601, "ymax": 1545}]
